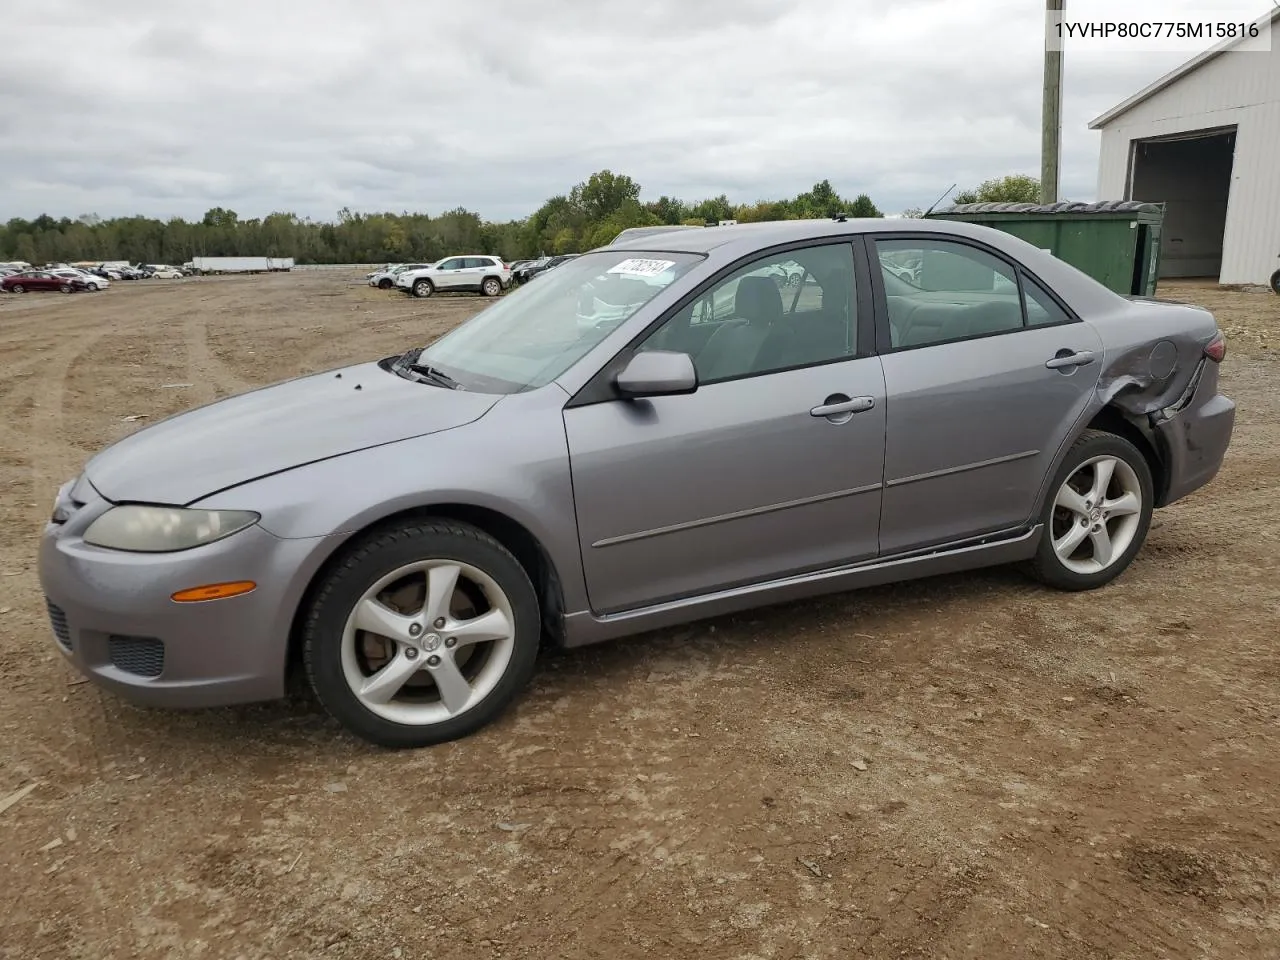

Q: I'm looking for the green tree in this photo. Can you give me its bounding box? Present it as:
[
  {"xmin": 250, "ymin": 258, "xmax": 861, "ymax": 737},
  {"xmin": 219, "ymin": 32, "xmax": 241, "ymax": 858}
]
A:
[
  {"xmin": 571, "ymin": 170, "xmax": 642, "ymax": 222},
  {"xmin": 953, "ymin": 174, "xmax": 1041, "ymax": 205}
]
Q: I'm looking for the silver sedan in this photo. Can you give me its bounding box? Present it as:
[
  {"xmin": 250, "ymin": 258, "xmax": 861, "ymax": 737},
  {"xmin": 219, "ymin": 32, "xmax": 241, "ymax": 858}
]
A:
[{"xmin": 39, "ymin": 218, "xmax": 1235, "ymax": 748}]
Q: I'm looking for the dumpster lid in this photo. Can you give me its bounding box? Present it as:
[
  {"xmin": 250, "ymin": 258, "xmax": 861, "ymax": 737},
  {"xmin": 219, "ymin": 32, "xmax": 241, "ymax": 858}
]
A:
[{"xmin": 929, "ymin": 200, "xmax": 1163, "ymax": 216}]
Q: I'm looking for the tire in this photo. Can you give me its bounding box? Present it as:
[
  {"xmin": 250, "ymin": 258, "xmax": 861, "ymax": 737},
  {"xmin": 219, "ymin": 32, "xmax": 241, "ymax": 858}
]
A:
[
  {"xmin": 1270, "ymin": 268, "xmax": 1280, "ymax": 296},
  {"xmin": 59, "ymin": 284, "xmax": 73, "ymax": 294},
  {"xmin": 11, "ymin": 284, "xmax": 23, "ymax": 294},
  {"xmin": 303, "ymin": 519, "xmax": 541, "ymax": 748},
  {"xmin": 1027, "ymin": 429, "xmax": 1154, "ymax": 591},
  {"xmin": 378, "ymin": 278, "xmax": 392, "ymax": 289},
  {"xmin": 482, "ymin": 277, "xmax": 501, "ymax": 297},
  {"xmin": 412, "ymin": 279, "xmax": 434, "ymax": 298}
]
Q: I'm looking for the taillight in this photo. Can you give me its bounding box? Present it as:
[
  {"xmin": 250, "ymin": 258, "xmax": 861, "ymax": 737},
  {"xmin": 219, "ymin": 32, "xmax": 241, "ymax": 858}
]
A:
[{"xmin": 1204, "ymin": 332, "xmax": 1226, "ymax": 363}]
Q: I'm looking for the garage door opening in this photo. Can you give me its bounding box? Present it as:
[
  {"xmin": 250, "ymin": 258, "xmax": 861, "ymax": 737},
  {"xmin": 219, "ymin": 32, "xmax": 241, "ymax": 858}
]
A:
[{"xmin": 1127, "ymin": 126, "xmax": 1235, "ymax": 280}]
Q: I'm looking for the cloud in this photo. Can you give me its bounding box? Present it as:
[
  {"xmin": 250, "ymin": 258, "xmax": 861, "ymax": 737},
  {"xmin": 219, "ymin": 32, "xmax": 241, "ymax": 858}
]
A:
[{"xmin": 0, "ymin": 0, "xmax": 1264, "ymax": 221}]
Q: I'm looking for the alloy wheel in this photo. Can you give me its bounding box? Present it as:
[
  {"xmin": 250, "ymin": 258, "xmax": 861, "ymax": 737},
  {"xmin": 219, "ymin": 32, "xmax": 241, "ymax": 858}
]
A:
[
  {"xmin": 339, "ymin": 559, "xmax": 516, "ymax": 726},
  {"xmin": 1050, "ymin": 455, "xmax": 1143, "ymax": 575}
]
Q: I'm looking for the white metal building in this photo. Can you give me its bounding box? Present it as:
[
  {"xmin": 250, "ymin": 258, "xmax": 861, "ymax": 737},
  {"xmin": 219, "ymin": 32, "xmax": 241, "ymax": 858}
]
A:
[{"xmin": 1090, "ymin": 8, "xmax": 1280, "ymax": 286}]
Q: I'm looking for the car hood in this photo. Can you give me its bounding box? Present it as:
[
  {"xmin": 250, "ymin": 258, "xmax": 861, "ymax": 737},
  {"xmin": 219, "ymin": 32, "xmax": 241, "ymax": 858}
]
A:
[{"xmin": 85, "ymin": 360, "xmax": 501, "ymax": 505}]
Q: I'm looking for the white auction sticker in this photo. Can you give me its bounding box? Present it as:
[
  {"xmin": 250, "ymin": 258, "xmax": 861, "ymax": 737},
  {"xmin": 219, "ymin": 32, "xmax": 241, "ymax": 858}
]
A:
[{"xmin": 608, "ymin": 258, "xmax": 676, "ymax": 278}]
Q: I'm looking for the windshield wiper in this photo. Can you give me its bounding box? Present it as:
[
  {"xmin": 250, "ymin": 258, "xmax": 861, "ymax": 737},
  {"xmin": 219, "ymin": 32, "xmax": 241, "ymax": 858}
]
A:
[
  {"xmin": 406, "ymin": 362, "xmax": 461, "ymax": 389},
  {"xmin": 388, "ymin": 347, "xmax": 460, "ymax": 389}
]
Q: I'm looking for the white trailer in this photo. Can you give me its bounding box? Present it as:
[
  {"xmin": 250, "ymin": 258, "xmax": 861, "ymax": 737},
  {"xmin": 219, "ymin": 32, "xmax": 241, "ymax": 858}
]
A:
[
  {"xmin": 192, "ymin": 256, "xmax": 272, "ymax": 274},
  {"xmin": 267, "ymin": 257, "xmax": 294, "ymax": 271}
]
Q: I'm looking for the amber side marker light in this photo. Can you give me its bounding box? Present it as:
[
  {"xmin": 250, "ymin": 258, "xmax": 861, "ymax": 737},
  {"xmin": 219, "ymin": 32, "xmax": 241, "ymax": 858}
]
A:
[{"xmin": 171, "ymin": 581, "xmax": 257, "ymax": 603}]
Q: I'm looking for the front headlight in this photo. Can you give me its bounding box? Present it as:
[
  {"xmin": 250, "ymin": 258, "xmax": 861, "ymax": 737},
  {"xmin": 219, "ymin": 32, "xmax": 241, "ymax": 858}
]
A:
[{"xmin": 83, "ymin": 506, "xmax": 259, "ymax": 553}]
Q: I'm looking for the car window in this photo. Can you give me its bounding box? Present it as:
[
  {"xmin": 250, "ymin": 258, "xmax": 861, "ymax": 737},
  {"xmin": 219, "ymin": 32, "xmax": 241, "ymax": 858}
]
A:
[
  {"xmin": 438, "ymin": 258, "xmax": 464, "ymax": 270},
  {"xmin": 875, "ymin": 238, "xmax": 1025, "ymax": 349},
  {"xmin": 465, "ymin": 258, "xmax": 492, "ymax": 269},
  {"xmin": 638, "ymin": 242, "xmax": 858, "ymax": 384},
  {"xmin": 1023, "ymin": 275, "xmax": 1072, "ymax": 326},
  {"xmin": 414, "ymin": 250, "xmax": 703, "ymax": 394}
]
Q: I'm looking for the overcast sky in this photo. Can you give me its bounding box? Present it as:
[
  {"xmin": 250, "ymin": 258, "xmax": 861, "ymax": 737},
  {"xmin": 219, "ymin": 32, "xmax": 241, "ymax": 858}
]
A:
[{"xmin": 1, "ymin": 0, "xmax": 1270, "ymax": 222}]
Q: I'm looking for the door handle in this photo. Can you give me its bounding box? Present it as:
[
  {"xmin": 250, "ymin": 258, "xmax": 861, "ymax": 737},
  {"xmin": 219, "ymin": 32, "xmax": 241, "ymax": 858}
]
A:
[
  {"xmin": 810, "ymin": 396, "xmax": 875, "ymax": 418},
  {"xmin": 1045, "ymin": 350, "xmax": 1096, "ymax": 370}
]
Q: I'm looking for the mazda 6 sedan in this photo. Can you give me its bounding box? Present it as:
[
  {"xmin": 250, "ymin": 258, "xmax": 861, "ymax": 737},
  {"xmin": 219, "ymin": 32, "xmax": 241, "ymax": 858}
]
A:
[{"xmin": 39, "ymin": 218, "xmax": 1235, "ymax": 748}]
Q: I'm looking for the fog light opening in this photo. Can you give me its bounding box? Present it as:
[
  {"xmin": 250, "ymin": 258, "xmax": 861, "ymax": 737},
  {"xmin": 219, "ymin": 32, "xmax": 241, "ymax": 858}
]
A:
[{"xmin": 171, "ymin": 581, "xmax": 257, "ymax": 603}]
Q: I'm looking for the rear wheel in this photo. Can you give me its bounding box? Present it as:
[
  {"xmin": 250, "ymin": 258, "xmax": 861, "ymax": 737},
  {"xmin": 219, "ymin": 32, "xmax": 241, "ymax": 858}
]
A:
[
  {"xmin": 412, "ymin": 279, "xmax": 434, "ymax": 298},
  {"xmin": 482, "ymin": 277, "xmax": 501, "ymax": 297},
  {"xmin": 303, "ymin": 520, "xmax": 540, "ymax": 748},
  {"xmin": 1027, "ymin": 430, "xmax": 1153, "ymax": 591},
  {"xmin": 1269, "ymin": 268, "xmax": 1280, "ymax": 296}
]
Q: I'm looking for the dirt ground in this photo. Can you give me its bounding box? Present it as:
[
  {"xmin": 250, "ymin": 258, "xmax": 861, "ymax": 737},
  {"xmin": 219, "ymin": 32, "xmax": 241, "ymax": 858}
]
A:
[{"xmin": 1, "ymin": 271, "xmax": 1278, "ymax": 960}]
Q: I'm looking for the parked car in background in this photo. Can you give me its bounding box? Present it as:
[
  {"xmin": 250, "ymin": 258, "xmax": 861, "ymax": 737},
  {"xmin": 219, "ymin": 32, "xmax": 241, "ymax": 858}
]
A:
[
  {"xmin": 515, "ymin": 254, "xmax": 579, "ymax": 284},
  {"xmin": 36, "ymin": 218, "xmax": 1235, "ymax": 749},
  {"xmin": 397, "ymin": 256, "xmax": 511, "ymax": 298},
  {"xmin": 369, "ymin": 264, "xmax": 432, "ymax": 290},
  {"xmin": 51, "ymin": 268, "xmax": 108, "ymax": 292},
  {"xmin": 2, "ymin": 271, "xmax": 91, "ymax": 294},
  {"xmin": 149, "ymin": 266, "xmax": 184, "ymax": 279}
]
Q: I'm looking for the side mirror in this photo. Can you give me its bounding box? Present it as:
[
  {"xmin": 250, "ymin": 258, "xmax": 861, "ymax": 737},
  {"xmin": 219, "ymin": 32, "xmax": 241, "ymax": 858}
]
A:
[{"xmin": 614, "ymin": 351, "xmax": 698, "ymax": 399}]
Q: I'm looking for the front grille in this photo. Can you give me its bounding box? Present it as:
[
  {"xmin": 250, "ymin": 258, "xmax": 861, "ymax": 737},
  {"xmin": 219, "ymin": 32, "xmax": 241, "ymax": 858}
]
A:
[
  {"xmin": 108, "ymin": 636, "xmax": 165, "ymax": 678},
  {"xmin": 46, "ymin": 599, "xmax": 71, "ymax": 651}
]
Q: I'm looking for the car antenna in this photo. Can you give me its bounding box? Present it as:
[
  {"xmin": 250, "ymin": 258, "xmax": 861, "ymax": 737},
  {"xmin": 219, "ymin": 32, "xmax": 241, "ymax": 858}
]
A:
[{"xmin": 922, "ymin": 183, "xmax": 957, "ymax": 218}]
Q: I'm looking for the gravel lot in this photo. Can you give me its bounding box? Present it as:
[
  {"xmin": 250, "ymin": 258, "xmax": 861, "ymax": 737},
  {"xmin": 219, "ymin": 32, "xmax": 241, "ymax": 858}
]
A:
[{"xmin": 1, "ymin": 271, "xmax": 1277, "ymax": 959}]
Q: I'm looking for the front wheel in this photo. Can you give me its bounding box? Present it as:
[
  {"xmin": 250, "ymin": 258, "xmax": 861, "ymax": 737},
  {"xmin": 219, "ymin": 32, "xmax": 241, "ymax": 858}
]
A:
[
  {"xmin": 1027, "ymin": 429, "xmax": 1153, "ymax": 591},
  {"xmin": 482, "ymin": 277, "xmax": 501, "ymax": 297},
  {"xmin": 303, "ymin": 520, "xmax": 541, "ymax": 748},
  {"xmin": 1269, "ymin": 268, "xmax": 1280, "ymax": 296},
  {"xmin": 11, "ymin": 284, "xmax": 24, "ymax": 294},
  {"xmin": 378, "ymin": 278, "xmax": 393, "ymax": 289},
  {"xmin": 59, "ymin": 284, "xmax": 73, "ymax": 294},
  {"xmin": 412, "ymin": 279, "xmax": 434, "ymax": 298}
]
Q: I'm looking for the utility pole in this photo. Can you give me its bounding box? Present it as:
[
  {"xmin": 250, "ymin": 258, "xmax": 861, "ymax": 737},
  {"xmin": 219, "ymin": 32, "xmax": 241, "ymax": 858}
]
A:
[{"xmin": 1041, "ymin": 0, "xmax": 1064, "ymax": 204}]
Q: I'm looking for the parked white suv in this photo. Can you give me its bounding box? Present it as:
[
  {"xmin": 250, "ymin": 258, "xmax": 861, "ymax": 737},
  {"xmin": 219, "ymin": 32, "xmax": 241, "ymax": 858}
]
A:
[
  {"xmin": 396, "ymin": 256, "xmax": 511, "ymax": 299},
  {"xmin": 368, "ymin": 263, "xmax": 431, "ymax": 290}
]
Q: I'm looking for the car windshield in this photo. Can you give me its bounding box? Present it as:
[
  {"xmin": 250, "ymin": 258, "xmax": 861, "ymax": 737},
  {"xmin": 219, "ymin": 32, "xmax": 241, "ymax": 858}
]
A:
[{"xmin": 410, "ymin": 250, "xmax": 704, "ymax": 394}]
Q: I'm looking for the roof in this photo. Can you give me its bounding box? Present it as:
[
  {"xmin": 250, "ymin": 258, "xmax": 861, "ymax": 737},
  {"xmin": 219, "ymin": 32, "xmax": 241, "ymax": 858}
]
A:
[
  {"xmin": 1089, "ymin": 7, "xmax": 1280, "ymax": 129},
  {"xmin": 603, "ymin": 215, "xmax": 1098, "ymax": 255},
  {"xmin": 929, "ymin": 201, "xmax": 1163, "ymax": 215}
]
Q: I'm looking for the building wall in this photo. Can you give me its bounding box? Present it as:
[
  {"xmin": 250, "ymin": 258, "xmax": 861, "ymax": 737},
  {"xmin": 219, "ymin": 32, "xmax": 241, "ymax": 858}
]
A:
[{"xmin": 1095, "ymin": 41, "xmax": 1280, "ymax": 284}]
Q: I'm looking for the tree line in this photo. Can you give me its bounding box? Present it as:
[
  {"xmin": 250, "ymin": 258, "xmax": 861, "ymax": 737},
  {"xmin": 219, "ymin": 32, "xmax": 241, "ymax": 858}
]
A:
[{"xmin": 0, "ymin": 170, "xmax": 1034, "ymax": 266}]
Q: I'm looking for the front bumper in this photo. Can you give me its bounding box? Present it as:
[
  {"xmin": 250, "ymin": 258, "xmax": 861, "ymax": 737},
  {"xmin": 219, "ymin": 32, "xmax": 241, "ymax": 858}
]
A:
[{"xmin": 37, "ymin": 484, "xmax": 333, "ymax": 708}]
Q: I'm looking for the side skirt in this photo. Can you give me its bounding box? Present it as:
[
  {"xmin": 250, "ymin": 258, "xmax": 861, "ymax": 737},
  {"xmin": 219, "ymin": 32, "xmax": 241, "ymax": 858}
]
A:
[{"xmin": 560, "ymin": 525, "xmax": 1043, "ymax": 648}]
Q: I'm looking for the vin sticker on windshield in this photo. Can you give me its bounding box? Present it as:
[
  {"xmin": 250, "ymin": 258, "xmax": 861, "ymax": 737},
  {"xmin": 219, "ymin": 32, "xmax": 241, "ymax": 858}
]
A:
[{"xmin": 607, "ymin": 258, "xmax": 676, "ymax": 277}]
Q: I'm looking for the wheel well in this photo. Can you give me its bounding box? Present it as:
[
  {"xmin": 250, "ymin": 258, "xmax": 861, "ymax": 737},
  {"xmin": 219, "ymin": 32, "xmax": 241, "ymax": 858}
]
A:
[
  {"xmin": 284, "ymin": 504, "xmax": 566, "ymax": 681},
  {"xmin": 1085, "ymin": 405, "xmax": 1169, "ymax": 503}
]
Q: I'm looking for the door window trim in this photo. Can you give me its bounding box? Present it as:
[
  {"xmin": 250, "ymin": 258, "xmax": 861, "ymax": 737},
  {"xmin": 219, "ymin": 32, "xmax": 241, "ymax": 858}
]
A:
[
  {"xmin": 867, "ymin": 232, "xmax": 1081, "ymax": 356},
  {"xmin": 566, "ymin": 235, "xmax": 877, "ymax": 409}
]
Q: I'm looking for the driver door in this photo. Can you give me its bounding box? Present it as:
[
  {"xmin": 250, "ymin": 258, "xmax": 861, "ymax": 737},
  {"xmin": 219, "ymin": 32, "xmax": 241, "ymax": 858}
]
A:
[
  {"xmin": 434, "ymin": 258, "xmax": 465, "ymax": 289},
  {"xmin": 564, "ymin": 240, "xmax": 885, "ymax": 614}
]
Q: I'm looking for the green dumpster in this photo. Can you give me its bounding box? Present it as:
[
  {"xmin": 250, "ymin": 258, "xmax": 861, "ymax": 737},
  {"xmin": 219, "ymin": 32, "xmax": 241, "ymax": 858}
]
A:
[{"xmin": 925, "ymin": 201, "xmax": 1166, "ymax": 297}]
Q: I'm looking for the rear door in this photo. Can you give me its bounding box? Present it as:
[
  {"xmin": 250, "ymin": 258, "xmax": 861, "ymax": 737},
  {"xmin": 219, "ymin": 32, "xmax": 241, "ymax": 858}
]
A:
[
  {"xmin": 869, "ymin": 235, "xmax": 1103, "ymax": 555},
  {"xmin": 462, "ymin": 257, "xmax": 491, "ymax": 290}
]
